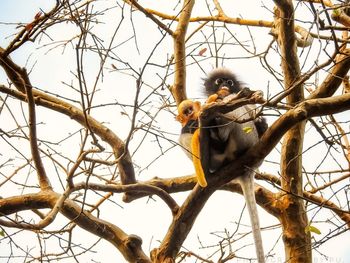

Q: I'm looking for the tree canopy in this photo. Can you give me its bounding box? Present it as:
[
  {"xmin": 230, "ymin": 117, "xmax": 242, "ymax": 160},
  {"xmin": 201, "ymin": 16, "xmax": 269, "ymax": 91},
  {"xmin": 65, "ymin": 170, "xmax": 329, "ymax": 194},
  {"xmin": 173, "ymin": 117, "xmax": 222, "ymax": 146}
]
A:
[{"xmin": 0, "ymin": 1, "xmax": 349, "ymax": 262}]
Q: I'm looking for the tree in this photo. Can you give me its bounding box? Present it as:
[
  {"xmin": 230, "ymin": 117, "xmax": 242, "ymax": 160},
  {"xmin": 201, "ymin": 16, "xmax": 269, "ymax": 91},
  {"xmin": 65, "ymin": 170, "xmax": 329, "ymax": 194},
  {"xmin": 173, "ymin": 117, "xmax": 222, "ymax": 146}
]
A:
[{"xmin": 0, "ymin": 0, "xmax": 349, "ymax": 262}]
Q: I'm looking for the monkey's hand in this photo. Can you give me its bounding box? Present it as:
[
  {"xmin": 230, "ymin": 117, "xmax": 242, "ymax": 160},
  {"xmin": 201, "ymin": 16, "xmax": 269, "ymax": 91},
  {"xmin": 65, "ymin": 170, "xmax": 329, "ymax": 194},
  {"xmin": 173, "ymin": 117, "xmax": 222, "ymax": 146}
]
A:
[
  {"xmin": 222, "ymin": 93, "xmax": 239, "ymax": 103},
  {"xmin": 221, "ymin": 87, "xmax": 253, "ymax": 103},
  {"xmin": 206, "ymin": 94, "xmax": 219, "ymax": 104},
  {"xmin": 251, "ymin": 90, "xmax": 265, "ymax": 104},
  {"xmin": 222, "ymin": 88, "xmax": 265, "ymax": 104}
]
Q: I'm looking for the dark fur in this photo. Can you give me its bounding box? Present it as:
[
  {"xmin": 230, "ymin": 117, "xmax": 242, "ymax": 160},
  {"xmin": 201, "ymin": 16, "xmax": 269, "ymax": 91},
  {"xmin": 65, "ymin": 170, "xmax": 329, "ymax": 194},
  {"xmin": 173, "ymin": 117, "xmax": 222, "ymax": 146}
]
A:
[
  {"xmin": 181, "ymin": 119, "xmax": 198, "ymax": 135},
  {"xmin": 204, "ymin": 68, "xmax": 267, "ymax": 137},
  {"xmin": 204, "ymin": 68, "xmax": 241, "ymax": 95},
  {"xmin": 201, "ymin": 67, "xmax": 266, "ymax": 263}
]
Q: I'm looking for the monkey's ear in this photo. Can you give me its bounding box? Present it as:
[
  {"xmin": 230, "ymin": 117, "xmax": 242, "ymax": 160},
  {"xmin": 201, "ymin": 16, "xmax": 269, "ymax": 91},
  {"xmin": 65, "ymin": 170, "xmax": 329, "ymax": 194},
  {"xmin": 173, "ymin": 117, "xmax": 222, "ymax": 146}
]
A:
[
  {"xmin": 175, "ymin": 114, "xmax": 184, "ymax": 123},
  {"xmin": 176, "ymin": 114, "xmax": 189, "ymax": 127}
]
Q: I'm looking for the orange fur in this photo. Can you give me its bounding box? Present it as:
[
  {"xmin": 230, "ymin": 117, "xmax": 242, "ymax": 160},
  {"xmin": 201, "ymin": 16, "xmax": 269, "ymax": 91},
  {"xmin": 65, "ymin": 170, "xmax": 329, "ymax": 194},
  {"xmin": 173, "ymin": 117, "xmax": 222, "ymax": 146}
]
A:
[
  {"xmin": 191, "ymin": 129, "xmax": 207, "ymax": 187},
  {"xmin": 206, "ymin": 94, "xmax": 219, "ymax": 104},
  {"xmin": 176, "ymin": 100, "xmax": 208, "ymax": 187}
]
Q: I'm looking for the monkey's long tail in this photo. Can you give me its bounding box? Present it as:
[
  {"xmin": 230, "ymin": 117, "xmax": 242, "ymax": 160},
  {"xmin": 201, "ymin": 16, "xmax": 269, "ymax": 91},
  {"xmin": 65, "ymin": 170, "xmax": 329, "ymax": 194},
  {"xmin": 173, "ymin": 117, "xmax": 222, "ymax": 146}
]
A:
[
  {"xmin": 238, "ymin": 173, "xmax": 265, "ymax": 263},
  {"xmin": 191, "ymin": 129, "xmax": 207, "ymax": 187}
]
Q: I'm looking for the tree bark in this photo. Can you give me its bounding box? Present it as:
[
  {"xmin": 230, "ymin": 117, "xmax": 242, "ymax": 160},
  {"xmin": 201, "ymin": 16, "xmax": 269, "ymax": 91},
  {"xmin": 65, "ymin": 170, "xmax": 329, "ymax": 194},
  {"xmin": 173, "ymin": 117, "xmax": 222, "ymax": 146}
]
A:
[{"xmin": 273, "ymin": 1, "xmax": 312, "ymax": 262}]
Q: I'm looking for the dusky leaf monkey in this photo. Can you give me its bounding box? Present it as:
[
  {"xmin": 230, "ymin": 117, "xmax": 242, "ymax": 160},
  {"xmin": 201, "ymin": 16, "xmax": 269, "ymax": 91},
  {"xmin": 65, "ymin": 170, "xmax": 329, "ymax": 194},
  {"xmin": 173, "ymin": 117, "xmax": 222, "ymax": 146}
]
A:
[{"xmin": 177, "ymin": 68, "xmax": 267, "ymax": 263}]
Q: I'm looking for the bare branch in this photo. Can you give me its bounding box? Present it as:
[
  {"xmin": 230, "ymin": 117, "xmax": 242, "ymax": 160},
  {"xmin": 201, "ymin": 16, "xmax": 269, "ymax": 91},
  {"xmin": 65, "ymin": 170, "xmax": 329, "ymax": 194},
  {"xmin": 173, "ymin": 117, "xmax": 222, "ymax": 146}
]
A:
[
  {"xmin": 171, "ymin": 0, "xmax": 195, "ymax": 105},
  {"xmin": 73, "ymin": 182, "xmax": 180, "ymax": 215},
  {"xmin": 125, "ymin": 0, "xmax": 174, "ymax": 36},
  {"xmin": 0, "ymin": 84, "xmax": 136, "ymax": 191},
  {"xmin": 309, "ymin": 50, "xmax": 350, "ymax": 99},
  {"xmin": 23, "ymin": 68, "xmax": 52, "ymax": 191}
]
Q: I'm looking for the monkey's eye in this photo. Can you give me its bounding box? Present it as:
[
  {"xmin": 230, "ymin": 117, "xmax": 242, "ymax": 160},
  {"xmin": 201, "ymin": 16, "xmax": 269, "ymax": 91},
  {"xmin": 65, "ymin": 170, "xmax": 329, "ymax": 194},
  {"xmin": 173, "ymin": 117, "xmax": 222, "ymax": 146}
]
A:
[
  {"xmin": 215, "ymin": 78, "xmax": 223, "ymax": 85},
  {"xmin": 227, "ymin": 79, "xmax": 234, "ymax": 86},
  {"xmin": 184, "ymin": 107, "xmax": 193, "ymax": 116}
]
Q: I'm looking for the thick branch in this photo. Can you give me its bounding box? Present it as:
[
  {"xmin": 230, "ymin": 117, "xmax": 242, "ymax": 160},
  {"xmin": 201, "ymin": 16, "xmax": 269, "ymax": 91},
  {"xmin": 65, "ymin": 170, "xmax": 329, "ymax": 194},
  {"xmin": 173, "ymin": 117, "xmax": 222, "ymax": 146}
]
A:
[
  {"xmin": 137, "ymin": 6, "xmax": 325, "ymax": 45},
  {"xmin": 203, "ymin": 94, "xmax": 350, "ymax": 188},
  {"xmin": 0, "ymin": 191, "xmax": 151, "ymax": 262},
  {"xmin": 304, "ymin": 192, "xmax": 350, "ymax": 228},
  {"xmin": 331, "ymin": 8, "xmax": 350, "ymax": 27},
  {"xmin": 141, "ymin": 9, "xmax": 274, "ymax": 27},
  {"xmin": 123, "ymin": 175, "xmax": 196, "ymax": 202},
  {"xmin": 273, "ymin": 2, "xmax": 302, "ymax": 100},
  {"xmin": 258, "ymin": 173, "xmax": 350, "ymax": 227},
  {"xmin": 308, "ymin": 50, "xmax": 350, "ymax": 99},
  {"xmin": 273, "ymin": 0, "xmax": 310, "ymax": 261},
  {"xmin": 0, "ymin": 47, "xmax": 28, "ymax": 93},
  {"xmin": 153, "ymin": 185, "xmax": 215, "ymax": 262},
  {"xmin": 107, "ymin": 174, "xmax": 280, "ymax": 218}
]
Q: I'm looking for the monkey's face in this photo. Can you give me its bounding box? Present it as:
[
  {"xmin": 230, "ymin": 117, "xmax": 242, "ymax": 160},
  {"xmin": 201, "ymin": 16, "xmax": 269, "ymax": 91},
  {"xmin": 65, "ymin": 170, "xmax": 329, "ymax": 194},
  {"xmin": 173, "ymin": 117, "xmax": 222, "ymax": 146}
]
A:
[
  {"xmin": 176, "ymin": 100, "xmax": 201, "ymax": 127},
  {"xmin": 215, "ymin": 78, "xmax": 234, "ymax": 98},
  {"xmin": 204, "ymin": 68, "xmax": 241, "ymax": 98}
]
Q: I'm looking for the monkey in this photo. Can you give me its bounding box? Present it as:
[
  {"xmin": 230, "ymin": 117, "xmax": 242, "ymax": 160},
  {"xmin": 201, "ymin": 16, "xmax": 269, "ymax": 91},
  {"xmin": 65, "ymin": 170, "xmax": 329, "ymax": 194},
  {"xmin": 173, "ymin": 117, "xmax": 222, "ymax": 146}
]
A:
[
  {"xmin": 176, "ymin": 100, "xmax": 207, "ymax": 187},
  {"xmin": 201, "ymin": 67, "xmax": 268, "ymax": 263},
  {"xmin": 176, "ymin": 68, "xmax": 267, "ymax": 261},
  {"xmin": 203, "ymin": 68, "xmax": 267, "ymax": 138}
]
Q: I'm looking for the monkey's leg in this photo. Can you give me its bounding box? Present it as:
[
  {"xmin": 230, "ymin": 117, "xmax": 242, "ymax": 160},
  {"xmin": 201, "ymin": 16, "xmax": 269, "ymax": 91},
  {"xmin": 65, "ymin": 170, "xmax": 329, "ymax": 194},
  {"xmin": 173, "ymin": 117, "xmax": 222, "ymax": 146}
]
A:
[{"xmin": 191, "ymin": 129, "xmax": 207, "ymax": 187}]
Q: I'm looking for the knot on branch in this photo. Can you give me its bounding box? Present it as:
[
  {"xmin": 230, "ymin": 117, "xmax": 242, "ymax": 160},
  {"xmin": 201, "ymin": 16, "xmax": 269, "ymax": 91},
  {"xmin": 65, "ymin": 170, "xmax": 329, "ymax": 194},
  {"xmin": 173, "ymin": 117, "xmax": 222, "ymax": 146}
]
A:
[
  {"xmin": 124, "ymin": 234, "xmax": 143, "ymax": 249},
  {"xmin": 293, "ymin": 104, "xmax": 308, "ymax": 120}
]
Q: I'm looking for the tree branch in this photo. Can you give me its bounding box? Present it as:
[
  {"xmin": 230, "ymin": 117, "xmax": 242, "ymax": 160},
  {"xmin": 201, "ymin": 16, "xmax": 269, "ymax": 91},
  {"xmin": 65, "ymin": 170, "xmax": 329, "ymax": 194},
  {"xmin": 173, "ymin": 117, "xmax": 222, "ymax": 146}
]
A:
[
  {"xmin": 0, "ymin": 83, "xmax": 136, "ymax": 197},
  {"xmin": 273, "ymin": 0, "xmax": 311, "ymax": 261},
  {"xmin": 153, "ymin": 185, "xmax": 215, "ymax": 262},
  {"xmin": 73, "ymin": 182, "xmax": 179, "ymax": 215},
  {"xmin": 308, "ymin": 50, "xmax": 350, "ymax": 99},
  {"xmin": 125, "ymin": 0, "xmax": 174, "ymax": 36},
  {"xmin": 257, "ymin": 173, "xmax": 350, "ymax": 227},
  {"xmin": 22, "ymin": 68, "xmax": 52, "ymax": 191},
  {"xmin": 152, "ymin": 92, "xmax": 350, "ymax": 262},
  {"xmin": 0, "ymin": 191, "xmax": 151, "ymax": 262},
  {"xmin": 171, "ymin": 0, "xmax": 195, "ymax": 105}
]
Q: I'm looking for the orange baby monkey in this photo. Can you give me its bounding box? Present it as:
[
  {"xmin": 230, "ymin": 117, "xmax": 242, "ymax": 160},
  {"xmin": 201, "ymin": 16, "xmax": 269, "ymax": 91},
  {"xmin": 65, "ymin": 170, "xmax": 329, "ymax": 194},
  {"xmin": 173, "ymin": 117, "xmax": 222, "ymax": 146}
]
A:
[{"xmin": 176, "ymin": 100, "xmax": 207, "ymax": 187}]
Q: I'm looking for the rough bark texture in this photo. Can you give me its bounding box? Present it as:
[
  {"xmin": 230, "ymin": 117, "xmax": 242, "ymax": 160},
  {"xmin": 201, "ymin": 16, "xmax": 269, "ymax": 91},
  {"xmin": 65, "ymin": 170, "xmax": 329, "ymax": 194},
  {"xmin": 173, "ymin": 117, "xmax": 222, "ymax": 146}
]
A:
[{"xmin": 273, "ymin": 1, "xmax": 312, "ymax": 262}]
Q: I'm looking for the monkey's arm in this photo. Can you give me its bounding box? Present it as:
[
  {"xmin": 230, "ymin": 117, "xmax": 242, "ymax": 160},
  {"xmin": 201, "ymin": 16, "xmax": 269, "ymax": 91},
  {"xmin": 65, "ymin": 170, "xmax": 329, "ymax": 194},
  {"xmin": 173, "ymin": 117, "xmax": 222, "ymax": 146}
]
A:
[{"xmin": 191, "ymin": 129, "xmax": 207, "ymax": 187}]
